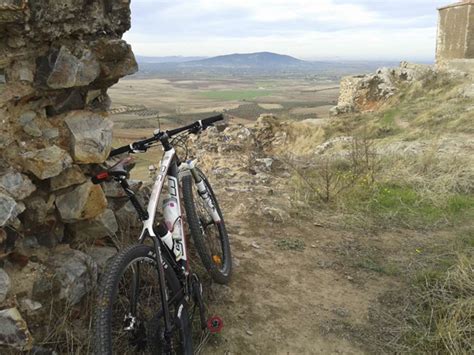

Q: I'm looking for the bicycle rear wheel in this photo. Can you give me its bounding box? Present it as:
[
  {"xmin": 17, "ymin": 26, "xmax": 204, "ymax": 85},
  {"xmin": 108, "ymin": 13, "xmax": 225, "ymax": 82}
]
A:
[
  {"xmin": 93, "ymin": 244, "xmax": 193, "ymax": 354},
  {"xmin": 182, "ymin": 168, "xmax": 232, "ymax": 284}
]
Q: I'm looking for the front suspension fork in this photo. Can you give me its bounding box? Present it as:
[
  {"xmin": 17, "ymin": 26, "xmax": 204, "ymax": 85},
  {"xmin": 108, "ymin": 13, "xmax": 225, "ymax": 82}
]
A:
[{"xmin": 189, "ymin": 165, "xmax": 221, "ymax": 224}]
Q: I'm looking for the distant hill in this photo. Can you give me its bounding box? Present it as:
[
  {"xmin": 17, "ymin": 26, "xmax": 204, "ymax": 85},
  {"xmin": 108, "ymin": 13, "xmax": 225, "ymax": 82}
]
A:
[
  {"xmin": 132, "ymin": 51, "xmax": 401, "ymax": 79},
  {"xmin": 183, "ymin": 52, "xmax": 307, "ymax": 68},
  {"xmin": 136, "ymin": 55, "xmax": 207, "ymax": 64}
]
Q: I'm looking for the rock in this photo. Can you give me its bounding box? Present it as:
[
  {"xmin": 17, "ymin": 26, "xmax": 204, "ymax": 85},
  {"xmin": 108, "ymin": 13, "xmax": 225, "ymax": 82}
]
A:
[
  {"xmin": 86, "ymin": 246, "xmax": 116, "ymax": 272},
  {"xmin": 461, "ymin": 84, "xmax": 474, "ymax": 98},
  {"xmin": 251, "ymin": 242, "xmax": 261, "ymax": 249},
  {"xmin": 86, "ymin": 89, "xmax": 102, "ymax": 104},
  {"xmin": 52, "ymin": 248, "xmax": 98, "ymax": 305},
  {"xmin": 20, "ymin": 299, "xmax": 42, "ymax": 313},
  {"xmin": 32, "ymin": 215, "xmax": 64, "ymax": 248},
  {"xmin": 21, "ymin": 236, "xmax": 40, "ymax": 250},
  {"xmin": 331, "ymin": 62, "xmax": 434, "ymax": 114},
  {"xmin": 46, "ymin": 46, "xmax": 100, "ymax": 89},
  {"xmin": 21, "ymin": 145, "xmax": 73, "ymax": 180},
  {"xmin": 255, "ymin": 158, "xmax": 274, "ymax": 173},
  {"xmin": 0, "ymin": 170, "xmax": 36, "ymax": 200},
  {"xmin": 332, "ymin": 307, "xmax": 350, "ymax": 318},
  {"xmin": 32, "ymin": 273, "xmax": 60, "ymax": 302},
  {"xmin": 50, "ymin": 165, "xmax": 86, "ymax": 191},
  {"xmin": 398, "ymin": 61, "xmax": 434, "ymax": 81},
  {"xmin": 92, "ymin": 39, "xmax": 138, "ymax": 82},
  {"xmin": 262, "ymin": 206, "xmax": 290, "ymax": 222},
  {"xmin": 7, "ymin": 36, "xmax": 26, "ymax": 49},
  {"xmin": 0, "ymin": 192, "xmax": 18, "ymax": 227},
  {"xmin": 65, "ymin": 110, "xmax": 113, "ymax": 164},
  {"xmin": 103, "ymin": 179, "xmax": 142, "ymax": 198},
  {"xmin": 314, "ymin": 136, "xmax": 353, "ymax": 155},
  {"xmin": 46, "ymin": 88, "xmax": 88, "ymax": 116},
  {"xmin": 42, "ymin": 128, "xmax": 59, "ymax": 140},
  {"xmin": 0, "ymin": 308, "xmax": 33, "ymax": 351},
  {"xmin": 19, "ymin": 110, "xmax": 42, "ymax": 137},
  {"xmin": 7, "ymin": 60, "xmax": 35, "ymax": 83},
  {"xmin": 22, "ymin": 194, "xmax": 56, "ymax": 225},
  {"xmin": 19, "ymin": 111, "xmax": 36, "ymax": 125},
  {"xmin": 70, "ymin": 209, "xmax": 118, "ymax": 242},
  {"xmin": 0, "ymin": 268, "xmax": 11, "ymax": 302},
  {"xmin": 23, "ymin": 122, "xmax": 43, "ymax": 137},
  {"xmin": 55, "ymin": 181, "xmax": 107, "ymax": 223}
]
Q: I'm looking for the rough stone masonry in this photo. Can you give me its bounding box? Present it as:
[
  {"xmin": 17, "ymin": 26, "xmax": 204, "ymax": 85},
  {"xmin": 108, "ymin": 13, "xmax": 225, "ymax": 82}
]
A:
[
  {"xmin": 437, "ymin": 0, "xmax": 474, "ymax": 74},
  {"xmin": 0, "ymin": 1, "xmax": 137, "ymax": 350}
]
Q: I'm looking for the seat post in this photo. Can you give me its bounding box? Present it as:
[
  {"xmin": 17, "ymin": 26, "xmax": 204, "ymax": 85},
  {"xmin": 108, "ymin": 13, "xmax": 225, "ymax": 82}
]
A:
[{"xmin": 119, "ymin": 178, "xmax": 149, "ymax": 221}]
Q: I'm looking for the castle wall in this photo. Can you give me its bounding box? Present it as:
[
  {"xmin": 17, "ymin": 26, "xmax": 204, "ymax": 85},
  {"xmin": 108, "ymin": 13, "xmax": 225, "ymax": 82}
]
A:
[
  {"xmin": 0, "ymin": 1, "xmax": 138, "ymax": 350},
  {"xmin": 436, "ymin": 1, "xmax": 474, "ymax": 73}
]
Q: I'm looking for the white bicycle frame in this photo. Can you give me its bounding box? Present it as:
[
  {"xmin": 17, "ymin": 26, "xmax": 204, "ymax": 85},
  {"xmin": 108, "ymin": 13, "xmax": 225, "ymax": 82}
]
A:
[{"xmin": 138, "ymin": 147, "xmax": 222, "ymax": 273}]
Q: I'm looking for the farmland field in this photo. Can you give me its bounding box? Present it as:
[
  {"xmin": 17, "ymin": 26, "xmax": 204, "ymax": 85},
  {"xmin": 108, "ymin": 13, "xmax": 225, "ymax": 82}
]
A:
[{"xmin": 108, "ymin": 74, "xmax": 340, "ymax": 132}]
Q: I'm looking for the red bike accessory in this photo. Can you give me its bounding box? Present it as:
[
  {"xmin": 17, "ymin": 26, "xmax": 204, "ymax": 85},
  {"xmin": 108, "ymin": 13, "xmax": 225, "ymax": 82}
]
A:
[
  {"xmin": 207, "ymin": 316, "xmax": 224, "ymax": 333},
  {"xmin": 91, "ymin": 171, "xmax": 110, "ymax": 184}
]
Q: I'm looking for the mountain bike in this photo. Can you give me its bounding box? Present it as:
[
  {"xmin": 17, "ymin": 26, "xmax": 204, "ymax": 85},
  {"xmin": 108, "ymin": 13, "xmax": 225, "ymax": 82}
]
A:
[{"xmin": 92, "ymin": 114, "xmax": 232, "ymax": 354}]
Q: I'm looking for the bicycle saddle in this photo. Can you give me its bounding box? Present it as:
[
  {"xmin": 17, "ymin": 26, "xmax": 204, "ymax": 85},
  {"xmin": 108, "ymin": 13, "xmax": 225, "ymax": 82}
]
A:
[{"xmin": 91, "ymin": 157, "xmax": 135, "ymax": 184}]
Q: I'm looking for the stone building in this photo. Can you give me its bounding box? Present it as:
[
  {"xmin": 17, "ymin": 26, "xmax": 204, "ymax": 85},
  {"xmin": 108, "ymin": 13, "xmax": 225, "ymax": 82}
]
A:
[{"xmin": 436, "ymin": 0, "xmax": 474, "ymax": 73}]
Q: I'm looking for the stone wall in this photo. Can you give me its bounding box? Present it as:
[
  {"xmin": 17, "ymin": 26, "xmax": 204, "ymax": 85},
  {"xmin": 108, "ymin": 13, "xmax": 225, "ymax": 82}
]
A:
[
  {"xmin": 436, "ymin": 0, "xmax": 474, "ymax": 74},
  {"xmin": 330, "ymin": 62, "xmax": 434, "ymax": 115},
  {"xmin": 0, "ymin": 1, "xmax": 137, "ymax": 351}
]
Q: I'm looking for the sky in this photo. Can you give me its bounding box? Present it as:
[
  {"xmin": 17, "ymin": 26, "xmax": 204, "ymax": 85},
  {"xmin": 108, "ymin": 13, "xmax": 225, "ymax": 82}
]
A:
[{"xmin": 124, "ymin": 0, "xmax": 451, "ymax": 62}]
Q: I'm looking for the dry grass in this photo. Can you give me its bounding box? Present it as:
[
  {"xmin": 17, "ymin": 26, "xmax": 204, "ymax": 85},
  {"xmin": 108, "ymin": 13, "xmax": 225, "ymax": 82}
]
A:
[
  {"xmin": 387, "ymin": 252, "xmax": 474, "ymax": 355},
  {"xmin": 31, "ymin": 290, "xmax": 96, "ymax": 354},
  {"xmin": 286, "ymin": 72, "xmax": 474, "ymax": 354}
]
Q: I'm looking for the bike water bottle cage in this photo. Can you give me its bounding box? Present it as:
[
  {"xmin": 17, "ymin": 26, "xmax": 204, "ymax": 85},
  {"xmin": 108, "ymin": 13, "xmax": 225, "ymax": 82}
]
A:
[{"xmin": 91, "ymin": 157, "xmax": 134, "ymax": 184}]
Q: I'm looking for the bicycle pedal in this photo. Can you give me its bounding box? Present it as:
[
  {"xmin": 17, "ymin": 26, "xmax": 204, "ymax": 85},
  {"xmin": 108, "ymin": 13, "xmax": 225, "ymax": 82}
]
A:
[{"xmin": 207, "ymin": 316, "xmax": 223, "ymax": 333}]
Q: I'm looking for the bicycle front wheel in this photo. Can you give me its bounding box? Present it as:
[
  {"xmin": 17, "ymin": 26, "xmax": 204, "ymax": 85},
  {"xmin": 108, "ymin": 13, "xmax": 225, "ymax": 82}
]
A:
[
  {"xmin": 93, "ymin": 244, "xmax": 193, "ymax": 354},
  {"xmin": 182, "ymin": 167, "xmax": 232, "ymax": 284}
]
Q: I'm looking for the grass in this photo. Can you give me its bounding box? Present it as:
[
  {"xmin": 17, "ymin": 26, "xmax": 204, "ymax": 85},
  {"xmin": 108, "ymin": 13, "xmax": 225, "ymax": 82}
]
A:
[
  {"xmin": 341, "ymin": 180, "xmax": 474, "ymax": 230},
  {"xmin": 200, "ymin": 89, "xmax": 273, "ymax": 101},
  {"xmin": 393, "ymin": 248, "xmax": 474, "ymax": 354},
  {"xmin": 381, "ymin": 107, "xmax": 400, "ymax": 126},
  {"xmin": 305, "ymin": 72, "xmax": 474, "ymax": 353},
  {"xmin": 274, "ymin": 238, "xmax": 306, "ymax": 251}
]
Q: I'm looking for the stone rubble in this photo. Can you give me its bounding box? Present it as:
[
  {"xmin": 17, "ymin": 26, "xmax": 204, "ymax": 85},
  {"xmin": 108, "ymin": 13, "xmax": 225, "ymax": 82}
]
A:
[
  {"xmin": 86, "ymin": 246, "xmax": 117, "ymax": 273},
  {"xmin": 0, "ymin": 1, "xmax": 137, "ymax": 349},
  {"xmin": 52, "ymin": 248, "xmax": 98, "ymax": 305},
  {"xmin": 330, "ymin": 62, "xmax": 435, "ymax": 115},
  {"xmin": 0, "ymin": 307, "xmax": 33, "ymax": 351},
  {"xmin": 0, "ymin": 267, "xmax": 11, "ymax": 302}
]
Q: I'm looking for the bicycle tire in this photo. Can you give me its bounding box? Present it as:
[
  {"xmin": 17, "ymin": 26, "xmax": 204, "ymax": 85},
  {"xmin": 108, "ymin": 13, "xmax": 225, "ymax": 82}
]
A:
[
  {"xmin": 93, "ymin": 244, "xmax": 193, "ymax": 354},
  {"xmin": 182, "ymin": 168, "xmax": 232, "ymax": 284}
]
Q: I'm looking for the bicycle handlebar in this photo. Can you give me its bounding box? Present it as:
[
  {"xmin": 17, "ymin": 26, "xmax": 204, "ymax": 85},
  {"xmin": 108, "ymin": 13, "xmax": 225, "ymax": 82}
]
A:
[{"xmin": 109, "ymin": 114, "xmax": 224, "ymax": 158}]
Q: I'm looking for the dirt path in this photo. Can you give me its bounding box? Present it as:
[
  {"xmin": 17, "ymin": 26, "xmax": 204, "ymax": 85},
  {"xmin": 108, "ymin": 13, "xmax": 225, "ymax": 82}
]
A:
[
  {"xmin": 125, "ymin": 118, "xmax": 426, "ymax": 354},
  {"xmin": 189, "ymin": 135, "xmax": 399, "ymax": 354}
]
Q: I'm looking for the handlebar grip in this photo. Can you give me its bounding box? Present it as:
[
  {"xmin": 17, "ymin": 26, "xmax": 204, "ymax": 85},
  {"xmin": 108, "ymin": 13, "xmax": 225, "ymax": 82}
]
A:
[
  {"xmin": 201, "ymin": 114, "xmax": 224, "ymax": 128},
  {"xmin": 109, "ymin": 145, "xmax": 132, "ymax": 157}
]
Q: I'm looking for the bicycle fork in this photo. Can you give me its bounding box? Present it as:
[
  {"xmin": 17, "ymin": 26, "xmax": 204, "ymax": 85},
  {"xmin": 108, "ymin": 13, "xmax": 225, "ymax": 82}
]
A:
[{"xmin": 187, "ymin": 161, "xmax": 221, "ymax": 224}]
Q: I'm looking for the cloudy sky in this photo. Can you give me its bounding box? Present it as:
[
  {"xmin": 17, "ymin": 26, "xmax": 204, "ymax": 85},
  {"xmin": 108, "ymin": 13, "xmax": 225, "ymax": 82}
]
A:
[{"xmin": 125, "ymin": 0, "xmax": 450, "ymax": 61}]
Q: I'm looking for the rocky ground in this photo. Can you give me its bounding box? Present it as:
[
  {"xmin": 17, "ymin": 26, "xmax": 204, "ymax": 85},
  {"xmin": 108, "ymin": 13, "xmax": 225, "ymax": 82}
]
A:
[{"xmin": 173, "ymin": 114, "xmax": 467, "ymax": 354}]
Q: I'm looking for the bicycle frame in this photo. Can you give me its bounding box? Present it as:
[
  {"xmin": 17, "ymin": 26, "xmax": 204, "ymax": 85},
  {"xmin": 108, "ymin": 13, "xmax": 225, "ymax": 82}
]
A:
[
  {"xmin": 121, "ymin": 133, "xmax": 224, "ymax": 349},
  {"xmin": 128, "ymin": 146, "xmax": 188, "ymax": 346},
  {"xmin": 139, "ymin": 147, "xmax": 190, "ymax": 268}
]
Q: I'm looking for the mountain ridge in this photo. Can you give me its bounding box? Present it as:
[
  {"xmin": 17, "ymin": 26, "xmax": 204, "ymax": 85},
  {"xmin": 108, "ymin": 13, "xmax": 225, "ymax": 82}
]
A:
[{"xmin": 183, "ymin": 52, "xmax": 307, "ymax": 67}]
